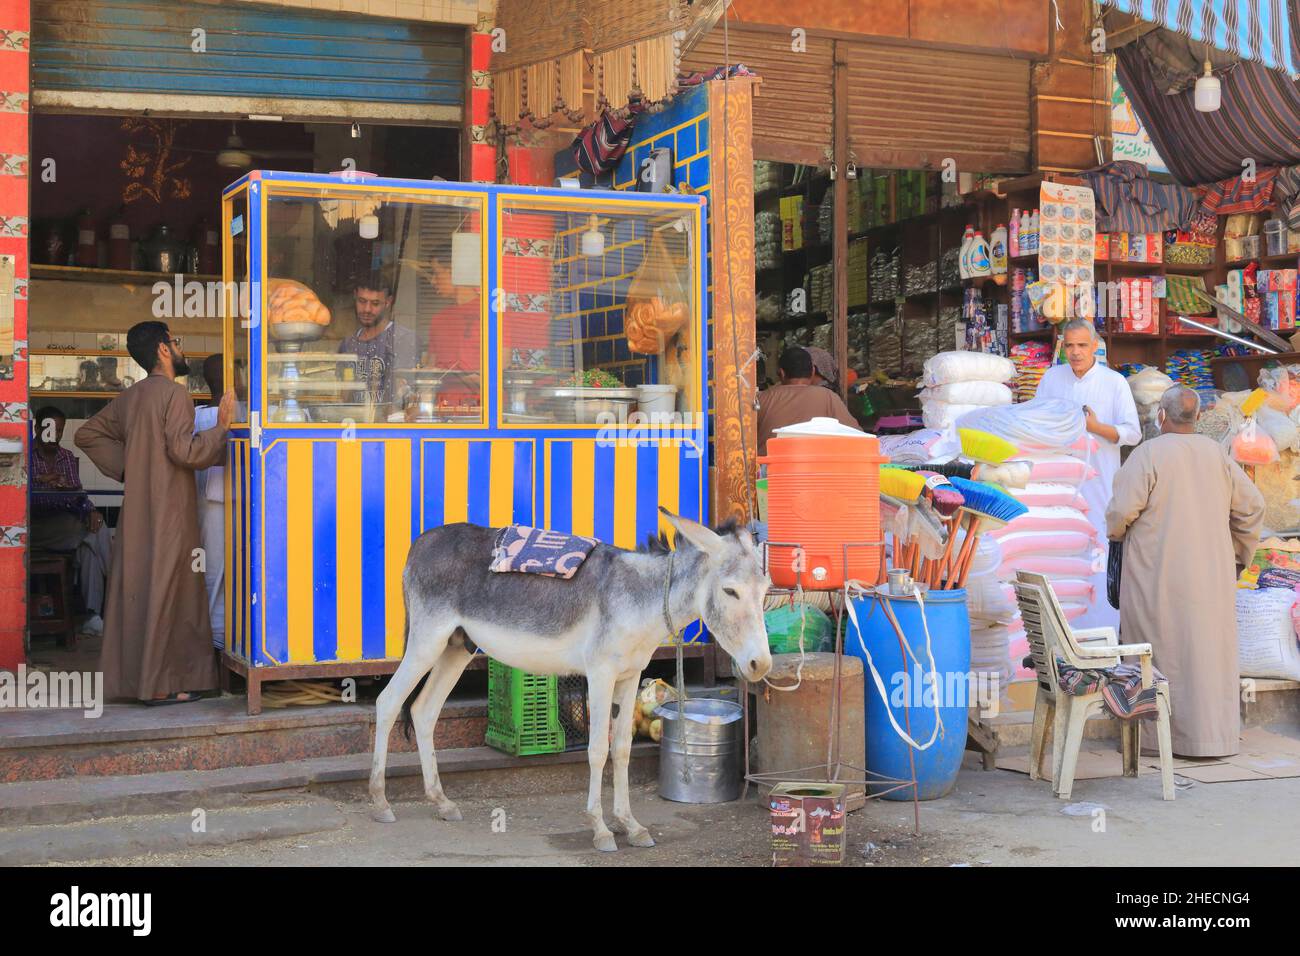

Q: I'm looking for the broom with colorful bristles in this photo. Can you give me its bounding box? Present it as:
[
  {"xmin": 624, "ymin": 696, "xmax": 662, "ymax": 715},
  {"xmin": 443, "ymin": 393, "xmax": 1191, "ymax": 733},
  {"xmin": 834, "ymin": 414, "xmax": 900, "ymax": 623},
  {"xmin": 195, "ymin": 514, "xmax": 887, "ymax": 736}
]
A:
[
  {"xmin": 890, "ymin": 460, "xmax": 1033, "ymax": 489},
  {"xmin": 942, "ymin": 476, "xmax": 1027, "ymax": 589}
]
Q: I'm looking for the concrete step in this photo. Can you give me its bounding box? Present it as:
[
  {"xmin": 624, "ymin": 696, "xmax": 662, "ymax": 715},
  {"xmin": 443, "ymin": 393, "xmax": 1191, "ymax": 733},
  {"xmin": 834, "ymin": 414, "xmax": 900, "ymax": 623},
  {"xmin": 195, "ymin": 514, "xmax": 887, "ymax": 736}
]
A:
[
  {"xmin": 0, "ymin": 694, "xmax": 485, "ymax": 783},
  {"xmin": 0, "ymin": 742, "xmax": 661, "ymax": 830}
]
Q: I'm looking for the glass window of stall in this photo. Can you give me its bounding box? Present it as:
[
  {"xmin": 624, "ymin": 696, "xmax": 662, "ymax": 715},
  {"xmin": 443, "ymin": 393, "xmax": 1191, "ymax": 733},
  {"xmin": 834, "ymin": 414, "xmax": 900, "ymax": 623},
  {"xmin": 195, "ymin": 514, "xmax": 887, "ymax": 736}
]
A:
[
  {"xmin": 497, "ymin": 197, "xmax": 701, "ymax": 427},
  {"xmin": 259, "ymin": 186, "xmax": 486, "ymax": 426},
  {"xmin": 225, "ymin": 186, "xmax": 251, "ymax": 423}
]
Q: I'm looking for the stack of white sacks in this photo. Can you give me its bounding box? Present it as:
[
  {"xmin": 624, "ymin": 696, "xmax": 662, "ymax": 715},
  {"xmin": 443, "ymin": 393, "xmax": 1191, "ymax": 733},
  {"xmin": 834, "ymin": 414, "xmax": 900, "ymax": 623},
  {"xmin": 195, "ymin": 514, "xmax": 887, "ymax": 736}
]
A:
[
  {"xmin": 953, "ymin": 398, "xmax": 1102, "ymax": 680},
  {"xmin": 917, "ymin": 352, "xmax": 1017, "ymax": 432}
]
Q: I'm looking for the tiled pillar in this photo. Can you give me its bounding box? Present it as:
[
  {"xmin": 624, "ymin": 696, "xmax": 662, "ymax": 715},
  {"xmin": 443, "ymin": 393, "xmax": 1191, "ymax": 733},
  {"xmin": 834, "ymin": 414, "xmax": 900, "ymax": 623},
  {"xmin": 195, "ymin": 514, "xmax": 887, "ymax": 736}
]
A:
[
  {"xmin": 0, "ymin": 0, "xmax": 27, "ymax": 670},
  {"xmin": 468, "ymin": 5, "xmax": 495, "ymax": 182}
]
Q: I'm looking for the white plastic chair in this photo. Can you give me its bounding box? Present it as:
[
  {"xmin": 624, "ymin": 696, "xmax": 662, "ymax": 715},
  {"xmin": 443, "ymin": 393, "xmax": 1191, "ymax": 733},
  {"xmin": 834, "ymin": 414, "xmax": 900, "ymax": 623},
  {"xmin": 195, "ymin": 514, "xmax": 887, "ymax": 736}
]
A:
[{"xmin": 1012, "ymin": 571, "xmax": 1174, "ymax": 801}]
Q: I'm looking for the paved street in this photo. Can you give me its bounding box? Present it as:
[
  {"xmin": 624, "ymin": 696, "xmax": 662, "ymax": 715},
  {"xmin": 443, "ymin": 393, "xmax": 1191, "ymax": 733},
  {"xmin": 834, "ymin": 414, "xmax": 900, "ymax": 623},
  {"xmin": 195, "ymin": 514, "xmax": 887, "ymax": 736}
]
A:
[{"xmin": 19, "ymin": 749, "xmax": 1300, "ymax": 867}]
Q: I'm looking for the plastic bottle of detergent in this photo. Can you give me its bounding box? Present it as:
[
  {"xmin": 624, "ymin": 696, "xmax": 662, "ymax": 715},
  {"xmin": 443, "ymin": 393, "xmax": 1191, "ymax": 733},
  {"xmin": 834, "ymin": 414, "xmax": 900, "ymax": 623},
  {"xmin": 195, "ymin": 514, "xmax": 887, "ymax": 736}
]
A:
[
  {"xmin": 990, "ymin": 223, "xmax": 1008, "ymax": 277},
  {"xmin": 969, "ymin": 231, "xmax": 991, "ymax": 277},
  {"xmin": 1028, "ymin": 209, "xmax": 1040, "ymax": 253},
  {"xmin": 959, "ymin": 225, "xmax": 975, "ymax": 278},
  {"xmin": 1019, "ymin": 210, "xmax": 1033, "ymax": 254}
]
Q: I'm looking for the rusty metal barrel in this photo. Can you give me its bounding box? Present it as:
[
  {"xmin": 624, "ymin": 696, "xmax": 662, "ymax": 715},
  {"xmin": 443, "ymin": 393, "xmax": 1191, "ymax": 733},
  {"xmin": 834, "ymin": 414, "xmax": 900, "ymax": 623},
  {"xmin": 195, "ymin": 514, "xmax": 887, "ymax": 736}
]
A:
[{"xmin": 752, "ymin": 652, "xmax": 866, "ymax": 805}]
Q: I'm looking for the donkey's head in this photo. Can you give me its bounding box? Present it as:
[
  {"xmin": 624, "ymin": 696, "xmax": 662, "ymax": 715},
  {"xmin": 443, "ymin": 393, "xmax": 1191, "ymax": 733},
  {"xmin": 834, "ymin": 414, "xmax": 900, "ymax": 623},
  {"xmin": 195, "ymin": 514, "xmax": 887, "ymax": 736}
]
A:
[{"xmin": 660, "ymin": 509, "xmax": 772, "ymax": 683}]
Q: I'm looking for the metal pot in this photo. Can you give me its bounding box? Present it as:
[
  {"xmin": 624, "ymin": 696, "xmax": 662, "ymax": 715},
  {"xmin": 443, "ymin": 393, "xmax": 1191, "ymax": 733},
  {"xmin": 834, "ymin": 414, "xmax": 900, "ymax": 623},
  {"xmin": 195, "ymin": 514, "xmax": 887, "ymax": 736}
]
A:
[{"xmin": 655, "ymin": 698, "xmax": 744, "ymax": 803}]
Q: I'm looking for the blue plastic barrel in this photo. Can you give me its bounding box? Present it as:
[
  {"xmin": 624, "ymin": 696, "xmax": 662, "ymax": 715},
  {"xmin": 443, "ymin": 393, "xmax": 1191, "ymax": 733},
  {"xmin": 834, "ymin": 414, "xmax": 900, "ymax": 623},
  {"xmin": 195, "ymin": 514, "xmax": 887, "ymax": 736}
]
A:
[{"xmin": 845, "ymin": 588, "xmax": 971, "ymax": 801}]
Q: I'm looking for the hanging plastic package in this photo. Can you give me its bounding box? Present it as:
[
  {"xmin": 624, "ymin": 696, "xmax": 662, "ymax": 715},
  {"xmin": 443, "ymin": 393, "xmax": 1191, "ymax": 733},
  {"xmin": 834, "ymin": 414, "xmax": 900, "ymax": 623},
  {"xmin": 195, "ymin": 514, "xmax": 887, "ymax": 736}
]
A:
[
  {"xmin": 625, "ymin": 229, "xmax": 691, "ymax": 355},
  {"xmin": 1228, "ymin": 420, "xmax": 1280, "ymax": 465}
]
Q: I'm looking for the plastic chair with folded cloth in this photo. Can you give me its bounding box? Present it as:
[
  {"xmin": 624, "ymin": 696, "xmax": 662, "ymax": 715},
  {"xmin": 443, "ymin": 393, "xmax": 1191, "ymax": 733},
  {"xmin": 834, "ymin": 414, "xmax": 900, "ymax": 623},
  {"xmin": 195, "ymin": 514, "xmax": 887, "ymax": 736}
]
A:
[{"xmin": 1011, "ymin": 571, "xmax": 1174, "ymax": 801}]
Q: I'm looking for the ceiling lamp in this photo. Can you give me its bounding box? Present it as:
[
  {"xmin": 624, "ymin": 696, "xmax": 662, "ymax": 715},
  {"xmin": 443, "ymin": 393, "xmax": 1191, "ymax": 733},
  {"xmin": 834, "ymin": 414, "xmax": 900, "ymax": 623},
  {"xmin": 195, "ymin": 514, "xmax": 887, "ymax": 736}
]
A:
[
  {"xmin": 1195, "ymin": 59, "xmax": 1221, "ymax": 112},
  {"xmin": 580, "ymin": 215, "xmax": 605, "ymax": 257},
  {"xmin": 217, "ymin": 123, "xmax": 253, "ymax": 168}
]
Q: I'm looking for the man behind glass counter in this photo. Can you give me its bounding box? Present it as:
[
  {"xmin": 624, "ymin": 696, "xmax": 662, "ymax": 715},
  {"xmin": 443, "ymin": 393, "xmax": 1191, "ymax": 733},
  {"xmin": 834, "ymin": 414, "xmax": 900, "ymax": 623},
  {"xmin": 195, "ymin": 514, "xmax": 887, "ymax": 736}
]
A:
[
  {"xmin": 337, "ymin": 273, "xmax": 418, "ymax": 415},
  {"xmin": 425, "ymin": 257, "xmax": 482, "ymax": 412}
]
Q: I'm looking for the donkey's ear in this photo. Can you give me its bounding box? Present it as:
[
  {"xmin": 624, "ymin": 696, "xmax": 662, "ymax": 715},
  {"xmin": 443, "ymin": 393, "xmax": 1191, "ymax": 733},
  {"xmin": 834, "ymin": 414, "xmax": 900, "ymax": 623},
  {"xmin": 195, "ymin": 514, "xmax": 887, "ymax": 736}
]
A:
[{"xmin": 659, "ymin": 507, "xmax": 725, "ymax": 555}]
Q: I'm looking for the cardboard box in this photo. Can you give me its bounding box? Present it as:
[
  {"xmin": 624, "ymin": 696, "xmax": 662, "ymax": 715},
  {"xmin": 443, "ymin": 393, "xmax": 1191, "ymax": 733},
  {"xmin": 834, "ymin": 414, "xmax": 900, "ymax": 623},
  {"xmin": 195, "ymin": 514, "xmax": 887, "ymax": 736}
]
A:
[
  {"xmin": 1120, "ymin": 277, "xmax": 1157, "ymax": 334},
  {"xmin": 1095, "ymin": 233, "xmax": 1110, "ymax": 261},
  {"xmin": 1145, "ymin": 232, "xmax": 1163, "ymax": 263},
  {"xmin": 1109, "ymin": 232, "xmax": 1129, "ymax": 261}
]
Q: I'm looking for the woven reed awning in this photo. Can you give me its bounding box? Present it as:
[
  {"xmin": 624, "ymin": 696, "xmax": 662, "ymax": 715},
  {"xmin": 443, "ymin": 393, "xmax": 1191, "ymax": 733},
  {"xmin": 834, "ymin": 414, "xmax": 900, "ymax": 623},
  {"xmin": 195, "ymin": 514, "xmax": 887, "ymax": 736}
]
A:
[
  {"xmin": 1104, "ymin": 0, "xmax": 1300, "ymax": 75},
  {"xmin": 491, "ymin": 0, "xmax": 727, "ymax": 128}
]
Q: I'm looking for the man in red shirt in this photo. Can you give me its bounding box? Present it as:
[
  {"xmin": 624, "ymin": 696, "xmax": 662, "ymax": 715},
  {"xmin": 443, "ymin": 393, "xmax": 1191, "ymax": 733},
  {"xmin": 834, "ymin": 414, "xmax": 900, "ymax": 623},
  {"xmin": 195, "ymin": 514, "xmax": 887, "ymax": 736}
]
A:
[{"xmin": 425, "ymin": 258, "xmax": 482, "ymax": 411}]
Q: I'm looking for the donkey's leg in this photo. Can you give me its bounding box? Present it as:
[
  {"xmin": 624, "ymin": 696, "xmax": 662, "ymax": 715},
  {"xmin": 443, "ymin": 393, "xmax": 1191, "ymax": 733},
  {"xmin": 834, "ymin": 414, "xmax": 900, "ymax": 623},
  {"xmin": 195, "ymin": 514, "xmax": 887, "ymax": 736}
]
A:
[
  {"xmin": 369, "ymin": 619, "xmax": 455, "ymax": 823},
  {"xmin": 585, "ymin": 669, "xmax": 618, "ymax": 852},
  {"xmin": 411, "ymin": 642, "xmax": 474, "ymax": 821},
  {"xmin": 610, "ymin": 674, "xmax": 654, "ymax": 847}
]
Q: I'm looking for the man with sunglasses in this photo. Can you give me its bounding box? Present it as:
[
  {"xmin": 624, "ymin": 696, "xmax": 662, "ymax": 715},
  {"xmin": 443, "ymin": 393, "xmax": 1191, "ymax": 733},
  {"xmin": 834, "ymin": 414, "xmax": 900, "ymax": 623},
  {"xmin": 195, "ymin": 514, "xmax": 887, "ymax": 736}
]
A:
[{"xmin": 76, "ymin": 321, "xmax": 235, "ymax": 705}]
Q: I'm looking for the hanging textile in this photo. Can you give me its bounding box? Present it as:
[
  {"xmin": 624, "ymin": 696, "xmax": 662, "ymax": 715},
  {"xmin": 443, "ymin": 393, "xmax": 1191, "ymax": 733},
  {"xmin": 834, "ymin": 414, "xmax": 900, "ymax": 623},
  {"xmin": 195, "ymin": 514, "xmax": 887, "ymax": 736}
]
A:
[
  {"xmin": 1104, "ymin": 0, "xmax": 1300, "ymax": 76},
  {"xmin": 1078, "ymin": 160, "xmax": 1199, "ymax": 233},
  {"xmin": 1198, "ymin": 167, "xmax": 1280, "ymax": 215},
  {"xmin": 1115, "ymin": 44, "xmax": 1300, "ymax": 185}
]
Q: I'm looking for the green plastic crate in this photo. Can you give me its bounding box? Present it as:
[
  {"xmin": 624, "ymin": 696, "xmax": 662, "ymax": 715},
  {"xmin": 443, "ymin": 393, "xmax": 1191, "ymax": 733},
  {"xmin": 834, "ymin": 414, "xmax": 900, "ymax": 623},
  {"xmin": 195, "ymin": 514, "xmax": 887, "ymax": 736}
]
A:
[{"xmin": 485, "ymin": 659, "xmax": 566, "ymax": 756}]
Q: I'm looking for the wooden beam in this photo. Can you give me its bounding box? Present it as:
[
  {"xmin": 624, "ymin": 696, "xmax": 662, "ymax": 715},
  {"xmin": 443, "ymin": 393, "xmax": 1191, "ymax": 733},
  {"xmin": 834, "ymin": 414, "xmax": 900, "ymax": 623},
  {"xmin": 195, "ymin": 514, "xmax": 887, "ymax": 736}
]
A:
[{"xmin": 833, "ymin": 43, "xmax": 849, "ymax": 402}]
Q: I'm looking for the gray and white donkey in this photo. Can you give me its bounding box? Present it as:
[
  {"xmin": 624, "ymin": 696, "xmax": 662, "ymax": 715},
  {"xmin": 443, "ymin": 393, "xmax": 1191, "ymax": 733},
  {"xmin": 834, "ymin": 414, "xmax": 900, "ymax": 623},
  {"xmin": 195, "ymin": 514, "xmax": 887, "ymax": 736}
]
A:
[{"xmin": 369, "ymin": 508, "xmax": 772, "ymax": 851}]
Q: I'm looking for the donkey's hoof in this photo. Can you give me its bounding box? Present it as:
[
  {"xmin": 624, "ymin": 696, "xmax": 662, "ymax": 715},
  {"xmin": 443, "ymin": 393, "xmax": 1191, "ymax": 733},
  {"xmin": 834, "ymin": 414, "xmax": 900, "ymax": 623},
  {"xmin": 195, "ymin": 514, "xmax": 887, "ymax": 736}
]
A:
[
  {"xmin": 371, "ymin": 806, "xmax": 397, "ymax": 824},
  {"xmin": 437, "ymin": 803, "xmax": 463, "ymax": 822},
  {"xmin": 628, "ymin": 827, "xmax": 656, "ymax": 848},
  {"xmin": 593, "ymin": 832, "xmax": 618, "ymax": 853}
]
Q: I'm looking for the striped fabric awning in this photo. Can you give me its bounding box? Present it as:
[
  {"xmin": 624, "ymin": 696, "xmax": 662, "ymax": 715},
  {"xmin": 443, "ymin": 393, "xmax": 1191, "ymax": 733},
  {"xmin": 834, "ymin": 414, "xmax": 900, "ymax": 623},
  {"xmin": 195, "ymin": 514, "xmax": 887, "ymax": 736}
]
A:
[
  {"xmin": 1116, "ymin": 44, "xmax": 1300, "ymax": 183},
  {"xmin": 1105, "ymin": 0, "xmax": 1300, "ymax": 75}
]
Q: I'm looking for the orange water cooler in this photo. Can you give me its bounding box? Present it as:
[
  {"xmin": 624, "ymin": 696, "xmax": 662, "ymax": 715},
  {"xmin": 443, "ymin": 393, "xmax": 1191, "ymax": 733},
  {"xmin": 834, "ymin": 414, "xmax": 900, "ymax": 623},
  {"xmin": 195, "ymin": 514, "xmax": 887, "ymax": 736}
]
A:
[{"xmin": 759, "ymin": 419, "xmax": 888, "ymax": 589}]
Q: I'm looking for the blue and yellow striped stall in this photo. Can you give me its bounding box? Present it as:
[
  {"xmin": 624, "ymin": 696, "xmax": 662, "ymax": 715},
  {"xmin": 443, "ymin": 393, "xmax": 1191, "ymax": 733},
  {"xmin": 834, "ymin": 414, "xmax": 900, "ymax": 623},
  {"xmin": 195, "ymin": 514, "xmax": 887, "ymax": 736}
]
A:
[{"xmin": 222, "ymin": 175, "xmax": 710, "ymax": 670}]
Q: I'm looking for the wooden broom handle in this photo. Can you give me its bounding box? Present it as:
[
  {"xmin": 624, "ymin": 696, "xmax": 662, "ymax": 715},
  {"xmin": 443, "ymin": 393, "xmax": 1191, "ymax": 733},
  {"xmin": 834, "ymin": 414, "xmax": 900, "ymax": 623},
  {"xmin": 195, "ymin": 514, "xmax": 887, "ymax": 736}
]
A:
[
  {"xmin": 934, "ymin": 514, "xmax": 960, "ymax": 588},
  {"xmin": 953, "ymin": 517, "xmax": 985, "ymax": 589},
  {"xmin": 947, "ymin": 516, "xmax": 981, "ymax": 590}
]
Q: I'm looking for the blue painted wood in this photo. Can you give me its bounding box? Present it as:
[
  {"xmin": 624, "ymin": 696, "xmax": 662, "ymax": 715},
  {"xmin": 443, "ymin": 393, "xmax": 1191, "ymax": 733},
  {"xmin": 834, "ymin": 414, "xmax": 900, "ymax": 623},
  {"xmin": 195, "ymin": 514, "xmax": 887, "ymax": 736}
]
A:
[{"xmin": 32, "ymin": 0, "xmax": 465, "ymax": 106}]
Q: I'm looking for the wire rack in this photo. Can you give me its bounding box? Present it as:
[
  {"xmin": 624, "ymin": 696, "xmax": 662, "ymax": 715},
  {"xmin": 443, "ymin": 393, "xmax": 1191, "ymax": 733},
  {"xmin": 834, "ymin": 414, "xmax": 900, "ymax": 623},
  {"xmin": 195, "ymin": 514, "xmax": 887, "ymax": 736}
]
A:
[{"xmin": 750, "ymin": 539, "xmax": 923, "ymax": 834}]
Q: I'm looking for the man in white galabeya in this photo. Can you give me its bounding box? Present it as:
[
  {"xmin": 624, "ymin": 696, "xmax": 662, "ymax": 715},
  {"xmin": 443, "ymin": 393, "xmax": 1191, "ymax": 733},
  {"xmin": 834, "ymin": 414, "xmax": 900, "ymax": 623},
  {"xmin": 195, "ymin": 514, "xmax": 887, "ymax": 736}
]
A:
[{"xmin": 1034, "ymin": 319, "xmax": 1140, "ymax": 631}]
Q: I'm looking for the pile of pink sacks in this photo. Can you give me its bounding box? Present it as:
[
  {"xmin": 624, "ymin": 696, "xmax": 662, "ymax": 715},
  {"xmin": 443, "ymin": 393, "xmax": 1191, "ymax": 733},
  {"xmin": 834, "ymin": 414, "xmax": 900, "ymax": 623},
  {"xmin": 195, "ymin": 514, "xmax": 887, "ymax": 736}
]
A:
[
  {"xmin": 881, "ymin": 396, "xmax": 1107, "ymax": 691},
  {"xmin": 956, "ymin": 400, "xmax": 1102, "ymax": 681}
]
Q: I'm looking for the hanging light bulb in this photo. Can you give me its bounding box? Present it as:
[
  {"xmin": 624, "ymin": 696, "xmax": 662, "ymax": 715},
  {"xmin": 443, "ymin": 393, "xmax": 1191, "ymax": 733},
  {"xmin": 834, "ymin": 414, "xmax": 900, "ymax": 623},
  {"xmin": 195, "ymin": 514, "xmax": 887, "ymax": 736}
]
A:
[
  {"xmin": 1195, "ymin": 58, "xmax": 1221, "ymax": 112},
  {"xmin": 580, "ymin": 214, "xmax": 605, "ymax": 257},
  {"xmin": 359, "ymin": 213, "xmax": 380, "ymax": 239}
]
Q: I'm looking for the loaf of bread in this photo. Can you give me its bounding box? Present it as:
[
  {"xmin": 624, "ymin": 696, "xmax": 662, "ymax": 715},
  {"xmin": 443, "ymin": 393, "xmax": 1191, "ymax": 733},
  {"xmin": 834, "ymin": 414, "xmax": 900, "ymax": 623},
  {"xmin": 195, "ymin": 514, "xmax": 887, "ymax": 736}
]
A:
[
  {"xmin": 625, "ymin": 296, "xmax": 688, "ymax": 354},
  {"xmin": 267, "ymin": 278, "xmax": 331, "ymax": 326}
]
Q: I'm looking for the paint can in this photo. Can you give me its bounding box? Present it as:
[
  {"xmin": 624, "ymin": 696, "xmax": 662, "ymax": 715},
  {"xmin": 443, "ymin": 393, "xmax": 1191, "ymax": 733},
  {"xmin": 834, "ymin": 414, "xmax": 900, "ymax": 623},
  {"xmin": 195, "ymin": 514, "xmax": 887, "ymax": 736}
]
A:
[
  {"xmin": 655, "ymin": 698, "xmax": 743, "ymax": 803},
  {"xmin": 770, "ymin": 782, "xmax": 847, "ymax": 866}
]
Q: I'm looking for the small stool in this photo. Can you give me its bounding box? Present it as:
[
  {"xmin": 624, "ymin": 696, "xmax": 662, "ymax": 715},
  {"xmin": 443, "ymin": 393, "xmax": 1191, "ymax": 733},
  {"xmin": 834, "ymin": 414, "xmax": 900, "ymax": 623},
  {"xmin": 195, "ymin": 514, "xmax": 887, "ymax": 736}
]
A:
[{"xmin": 29, "ymin": 551, "xmax": 77, "ymax": 649}]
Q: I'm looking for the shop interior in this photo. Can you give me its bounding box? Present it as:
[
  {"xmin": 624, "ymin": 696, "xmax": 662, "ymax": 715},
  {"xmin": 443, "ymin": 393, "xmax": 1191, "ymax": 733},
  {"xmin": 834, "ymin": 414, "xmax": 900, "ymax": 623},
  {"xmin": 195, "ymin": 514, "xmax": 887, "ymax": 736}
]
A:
[
  {"xmin": 25, "ymin": 113, "xmax": 458, "ymax": 648},
  {"xmin": 752, "ymin": 160, "xmax": 993, "ymax": 425}
]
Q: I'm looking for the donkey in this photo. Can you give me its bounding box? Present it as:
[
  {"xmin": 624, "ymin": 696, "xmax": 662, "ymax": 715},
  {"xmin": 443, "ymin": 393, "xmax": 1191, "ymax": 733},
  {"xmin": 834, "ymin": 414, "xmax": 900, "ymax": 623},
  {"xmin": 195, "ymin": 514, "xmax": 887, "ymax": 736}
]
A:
[{"xmin": 369, "ymin": 509, "xmax": 772, "ymax": 851}]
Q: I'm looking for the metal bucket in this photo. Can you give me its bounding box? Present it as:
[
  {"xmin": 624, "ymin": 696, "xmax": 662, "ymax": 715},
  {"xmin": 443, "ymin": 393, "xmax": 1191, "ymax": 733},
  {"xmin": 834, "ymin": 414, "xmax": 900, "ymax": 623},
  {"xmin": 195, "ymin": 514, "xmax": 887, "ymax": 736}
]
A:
[{"xmin": 655, "ymin": 698, "xmax": 744, "ymax": 804}]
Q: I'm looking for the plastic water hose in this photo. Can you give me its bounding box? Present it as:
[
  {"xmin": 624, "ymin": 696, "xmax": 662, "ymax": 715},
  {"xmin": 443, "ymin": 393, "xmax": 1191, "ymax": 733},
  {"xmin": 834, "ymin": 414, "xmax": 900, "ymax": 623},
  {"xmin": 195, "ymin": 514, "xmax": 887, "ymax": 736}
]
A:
[{"xmin": 843, "ymin": 582, "xmax": 944, "ymax": 751}]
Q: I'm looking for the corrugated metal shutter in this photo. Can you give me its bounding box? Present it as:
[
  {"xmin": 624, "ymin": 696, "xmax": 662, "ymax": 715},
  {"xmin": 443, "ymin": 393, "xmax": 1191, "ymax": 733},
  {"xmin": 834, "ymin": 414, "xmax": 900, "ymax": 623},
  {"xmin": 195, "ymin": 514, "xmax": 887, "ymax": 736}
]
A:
[
  {"xmin": 843, "ymin": 40, "xmax": 1031, "ymax": 173},
  {"xmin": 681, "ymin": 25, "xmax": 832, "ymax": 166},
  {"xmin": 32, "ymin": 0, "xmax": 464, "ymax": 120}
]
